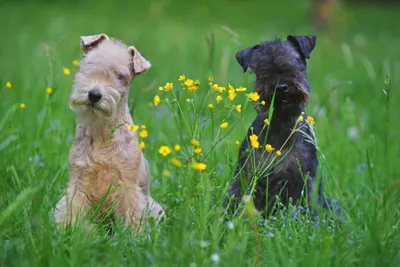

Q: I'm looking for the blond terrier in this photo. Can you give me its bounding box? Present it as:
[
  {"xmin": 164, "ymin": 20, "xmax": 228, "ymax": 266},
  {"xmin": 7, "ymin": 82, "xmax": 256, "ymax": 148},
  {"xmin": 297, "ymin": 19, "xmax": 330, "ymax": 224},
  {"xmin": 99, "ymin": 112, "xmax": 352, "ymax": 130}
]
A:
[{"xmin": 54, "ymin": 33, "xmax": 165, "ymax": 230}]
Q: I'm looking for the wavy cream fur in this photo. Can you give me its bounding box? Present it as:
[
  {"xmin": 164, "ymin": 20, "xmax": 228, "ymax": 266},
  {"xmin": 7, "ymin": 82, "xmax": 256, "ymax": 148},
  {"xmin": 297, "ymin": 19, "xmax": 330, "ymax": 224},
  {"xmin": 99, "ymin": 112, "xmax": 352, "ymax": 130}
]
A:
[{"xmin": 54, "ymin": 34, "xmax": 164, "ymax": 231}]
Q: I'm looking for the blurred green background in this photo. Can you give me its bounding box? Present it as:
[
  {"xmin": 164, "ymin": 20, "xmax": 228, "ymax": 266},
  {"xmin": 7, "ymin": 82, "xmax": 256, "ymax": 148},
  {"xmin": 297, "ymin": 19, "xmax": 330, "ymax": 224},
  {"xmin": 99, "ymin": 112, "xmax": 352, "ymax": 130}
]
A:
[{"xmin": 0, "ymin": 0, "xmax": 399, "ymax": 266}]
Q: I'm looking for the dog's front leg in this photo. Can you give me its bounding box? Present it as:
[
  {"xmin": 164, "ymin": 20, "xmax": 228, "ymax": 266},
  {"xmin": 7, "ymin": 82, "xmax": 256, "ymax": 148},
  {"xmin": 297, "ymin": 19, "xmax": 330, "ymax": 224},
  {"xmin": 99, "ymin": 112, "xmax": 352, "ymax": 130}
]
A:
[{"xmin": 54, "ymin": 184, "xmax": 90, "ymax": 227}]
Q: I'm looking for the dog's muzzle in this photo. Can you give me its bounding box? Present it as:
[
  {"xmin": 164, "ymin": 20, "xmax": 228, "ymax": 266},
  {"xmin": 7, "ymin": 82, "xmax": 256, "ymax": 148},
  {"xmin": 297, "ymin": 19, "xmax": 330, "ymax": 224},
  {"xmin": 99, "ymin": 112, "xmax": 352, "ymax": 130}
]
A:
[{"xmin": 88, "ymin": 89, "xmax": 102, "ymax": 103}]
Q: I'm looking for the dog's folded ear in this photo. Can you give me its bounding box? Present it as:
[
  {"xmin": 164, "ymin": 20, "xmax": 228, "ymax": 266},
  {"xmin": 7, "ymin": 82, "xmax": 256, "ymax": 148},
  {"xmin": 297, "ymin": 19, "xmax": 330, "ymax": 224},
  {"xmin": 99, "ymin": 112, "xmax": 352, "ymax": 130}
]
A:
[
  {"xmin": 235, "ymin": 44, "xmax": 260, "ymax": 72},
  {"xmin": 287, "ymin": 35, "xmax": 317, "ymax": 60},
  {"xmin": 80, "ymin": 33, "xmax": 110, "ymax": 55},
  {"xmin": 128, "ymin": 46, "xmax": 151, "ymax": 75}
]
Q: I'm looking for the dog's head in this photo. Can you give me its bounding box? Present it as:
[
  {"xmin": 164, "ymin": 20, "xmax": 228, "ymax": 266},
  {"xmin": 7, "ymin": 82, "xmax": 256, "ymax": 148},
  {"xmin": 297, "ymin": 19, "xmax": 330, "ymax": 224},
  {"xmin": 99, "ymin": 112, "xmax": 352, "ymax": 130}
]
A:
[
  {"xmin": 236, "ymin": 35, "xmax": 316, "ymax": 116},
  {"xmin": 70, "ymin": 33, "xmax": 151, "ymax": 121}
]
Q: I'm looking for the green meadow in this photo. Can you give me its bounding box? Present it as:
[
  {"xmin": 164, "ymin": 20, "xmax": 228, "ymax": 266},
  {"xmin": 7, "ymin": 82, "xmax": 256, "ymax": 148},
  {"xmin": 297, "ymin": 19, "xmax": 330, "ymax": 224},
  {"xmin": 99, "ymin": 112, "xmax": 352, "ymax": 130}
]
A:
[{"xmin": 0, "ymin": 0, "xmax": 399, "ymax": 266}]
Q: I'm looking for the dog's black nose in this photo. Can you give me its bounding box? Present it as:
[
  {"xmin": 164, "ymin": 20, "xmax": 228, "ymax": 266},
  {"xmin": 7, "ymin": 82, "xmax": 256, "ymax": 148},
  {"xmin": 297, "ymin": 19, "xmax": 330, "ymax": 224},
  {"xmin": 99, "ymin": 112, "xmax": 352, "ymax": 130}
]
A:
[
  {"xmin": 88, "ymin": 90, "xmax": 102, "ymax": 103},
  {"xmin": 277, "ymin": 83, "xmax": 289, "ymax": 92}
]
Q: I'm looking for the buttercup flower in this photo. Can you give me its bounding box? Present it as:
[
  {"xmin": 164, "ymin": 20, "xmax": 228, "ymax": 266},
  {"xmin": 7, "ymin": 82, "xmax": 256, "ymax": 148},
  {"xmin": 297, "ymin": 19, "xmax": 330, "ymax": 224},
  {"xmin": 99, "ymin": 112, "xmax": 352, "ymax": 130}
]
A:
[
  {"xmin": 194, "ymin": 148, "xmax": 202, "ymax": 154},
  {"xmin": 249, "ymin": 134, "xmax": 259, "ymax": 149},
  {"xmin": 228, "ymin": 89, "xmax": 237, "ymax": 101},
  {"xmin": 170, "ymin": 158, "xmax": 182, "ymax": 167},
  {"xmin": 276, "ymin": 150, "xmax": 282, "ymax": 156},
  {"xmin": 184, "ymin": 79, "xmax": 194, "ymax": 87},
  {"xmin": 153, "ymin": 95, "xmax": 160, "ymax": 106},
  {"xmin": 265, "ymin": 144, "xmax": 274, "ymax": 153},
  {"xmin": 235, "ymin": 105, "xmax": 242, "ymax": 113},
  {"xmin": 220, "ymin": 122, "xmax": 228, "ymax": 129},
  {"xmin": 158, "ymin": 146, "xmax": 172, "ymax": 157},
  {"xmin": 248, "ymin": 92, "xmax": 260, "ymax": 101},
  {"xmin": 164, "ymin": 82, "xmax": 174, "ymax": 91},
  {"xmin": 174, "ymin": 144, "xmax": 181, "ymax": 152},
  {"xmin": 5, "ymin": 82, "xmax": 12, "ymax": 88},
  {"xmin": 194, "ymin": 80, "xmax": 200, "ymax": 85},
  {"xmin": 127, "ymin": 125, "xmax": 139, "ymax": 132},
  {"xmin": 20, "ymin": 103, "xmax": 26, "ymax": 109},
  {"xmin": 72, "ymin": 60, "xmax": 79, "ymax": 67},
  {"xmin": 191, "ymin": 162, "xmax": 207, "ymax": 171},
  {"xmin": 261, "ymin": 100, "xmax": 266, "ymax": 105},
  {"xmin": 298, "ymin": 115, "xmax": 304, "ymax": 122},
  {"xmin": 63, "ymin": 67, "xmax": 71, "ymax": 76},
  {"xmin": 139, "ymin": 129, "xmax": 148, "ymax": 138},
  {"xmin": 163, "ymin": 170, "xmax": 170, "ymax": 177},
  {"xmin": 187, "ymin": 86, "xmax": 198, "ymax": 92},
  {"xmin": 139, "ymin": 141, "xmax": 146, "ymax": 150},
  {"xmin": 208, "ymin": 76, "xmax": 214, "ymax": 85},
  {"xmin": 158, "ymin": 86, "xmax": 164, "ymax": 91},
  {"xmin": 208, "ymin": 104, "xmax": 214, "ymax": 109},
  {"xmin": 212, "ymin": 84, "xmax": 226, "ymax": 93},
  {"xmin": 235, "ymin": 141, "xmax": 240, "ymax": 145},
  {"xmin": 191, "ymin": 139, "xmax": 200, "ymax": 147},
  {"xmin": 264, "ymin": 119, "xmax": 270, "ymax": 126},
  {"xmin": 216, "ymin": 95, "xmax": 223, "ymax": 104},
  {"xmin": 178, "ymin": 75, "xmax": 186, "ymax": 82},
  {"xmin": 235, "ymin": 87, "xmax": 246, "ymax": 92},
  {"xmin": 141, "ymin": 125, "xmax": 147, "ymax": 129},
  {"xmin": 186, "ymin": 98, "xmax": 191, "ymax": 102},
  {"xmin": 46, "ymin": 87, "xmax": 53, "ymax": 95},
  {"xmin": 307, "ymin": 116, "xmax": 315, "ymax": 125}
]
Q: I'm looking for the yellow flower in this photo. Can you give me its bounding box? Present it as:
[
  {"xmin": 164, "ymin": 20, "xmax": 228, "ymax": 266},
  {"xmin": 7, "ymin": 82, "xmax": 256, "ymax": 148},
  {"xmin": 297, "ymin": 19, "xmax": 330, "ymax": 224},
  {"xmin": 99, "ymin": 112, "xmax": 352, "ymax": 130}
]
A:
[
  {"xmin": 194, "ymin": 148, "xmax": 202, "ymax": 154},
  {"xmin": 249, "ymin": 134, "xmax": 258, "ymax": 142},
  {"xmin": 216, "ymin": 95, "xmax": 223, "ymax": 104},
  {"xmin": 139, "ymin": 141, "xmax": 146, "ymax": 150},
  {"xmin": 184, "ymin": 79, "xmax": 194, "ymax": 87},
  {"xmin": 20, "ymin": 103, "xmax": 26, "ymax": 109},
  {"xmin": 178, "ymin": 75, "xmax": 186, "ymax": 82},
  {"xmin": 5, "ymin": 82, "xmax": 12, "ymax": 88},
  {"xmin": 72, "ymin": 60, "xmax": 79, "ymax": 67},
  {"xmin": 248, "ymin": 92, "xmax": 260, "ymax": 101},
  {"xmin": 158, "ymin": 145, "xmax": 172, "ymax": 157},
  {"xmin": 301, "ymin": 112, "xmax": 305, "ymax": 115},
  {"xmin": 46, "ymin": 87, "xmax": 53, "ymax": 95},
  {"xmin": 298, "ymin": 115, "xmax": 304, "ymax": 122},
  {"xmin": 228, "ymin": 83, "xmax": 235, "ymax": 91},
  {"xmin": 249, "ymin": 134, "xmax": 259, "ymax": 149},
  {"xmin": 235, "ymin": 87, "xmax": 247, "ymax": 92},
  {"xmin": 158, "ymin": 86, "xmax": 164, "ymax": 91},
  {"xmin": 186, "ymin": 98, "xmax": 191, "ymax": 102},
  {"xmin": 127, "ymin": 125, "xmax": 139, "ymax": 132},
  {"xmin": 307, "ymin": 116, "xmax": 315, "ymax": 125},
  {"xmin": 261, "ymin": 100, "xmax": 266, "ymax": 105},
  {"xmin": 164, "ymin": 82, "xmax": 174, "ymax": 91},
  {"xmin": 174, "ymin": 144, "xmax": 181, "ymax": 152},
  {"xmin": 170, "ymin": 158, "xmax": 182, "ymax": 167},
  {"xmin": 235, "ymin": 105, "xmax": 242, "ymax": 113},
  {"xmin": 212, "ymin": 84, "xmax": 226, "ymax": 93},
  {"xmin": 191, "ymin": 162, "xmax": 207, "ymax": 171},
  {"xmin": 220, "ymin": 122, "xmax": 228, "ymax": 129},
  {"xmin": 139, "ymin": 129, "xmax": 148, "ymax": 138},
  {"xmin": 194, "ymin": 80, "xmax": 200, "ymax": 85},
  {"xmin": 187, "ymin": 86, "xmax": 198, "ymax": 92},
  {"xmin": 163, "ymin": 170, "xmax": 170, "ymax": 177},
  {"xmin": 63, "ymin": 67, "xmax": 71, "ymax": 76},
  {"xmin": 235, "ymin": 141, "xmax": 240, "ymax": 145},
  {"xmin": 208, "ymin": 104, "xmax": 214, "ymax": 109},
  {"xmin": 264, "ymin": 119, "xmax": 270, "ymax": 126},
  {"xmin": 276, "ymin": 150, "xmax": 282, "ymax": 156},
  {"xmin": 228, "ymin": 89, "xmax": 237, "ymax": 101},
  {"xmin": 153, "ymin": 95, "xmax": 160, "ymax": 106},
  {"xmin": 191, "ymin": 139, "xmax": 200, "ymax": 147},
  {"xmin": 208, "ymin": 77, "xmax": 214, "ymax": 83},
  {"xmin": 141, "ymin": 125, "xmax": 147, "ymax": 129},
  {"xmin": 265, "ymin": 144, "xmax": 274, "ymax": 153}
]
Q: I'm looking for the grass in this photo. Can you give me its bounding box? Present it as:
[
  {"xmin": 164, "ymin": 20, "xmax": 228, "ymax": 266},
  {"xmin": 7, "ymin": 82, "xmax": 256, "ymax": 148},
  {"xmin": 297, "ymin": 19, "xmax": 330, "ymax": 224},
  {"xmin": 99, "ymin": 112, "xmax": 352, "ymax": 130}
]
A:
[{"xmin": 1, "ymin": 0, "xmax": 400, "ymax": 266}]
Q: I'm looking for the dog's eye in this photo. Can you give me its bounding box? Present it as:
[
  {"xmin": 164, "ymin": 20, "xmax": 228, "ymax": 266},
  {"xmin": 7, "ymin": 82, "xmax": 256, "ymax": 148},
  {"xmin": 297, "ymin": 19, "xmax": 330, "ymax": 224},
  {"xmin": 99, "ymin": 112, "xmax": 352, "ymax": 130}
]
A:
[
  {"xmin": 277, "ymin": 84, "xmax": 289, "ymax": 92},
  {"xmin": 115, "ymin": 72, "xmax": 125, "ymax": 80}
]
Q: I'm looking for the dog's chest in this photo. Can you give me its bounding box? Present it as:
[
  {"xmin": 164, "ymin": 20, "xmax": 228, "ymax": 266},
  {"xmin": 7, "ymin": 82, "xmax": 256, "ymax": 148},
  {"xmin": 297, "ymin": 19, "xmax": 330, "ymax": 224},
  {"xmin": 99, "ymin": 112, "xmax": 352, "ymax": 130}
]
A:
[{"xmin": 69, "ymin": 129, "xmax": 140, "ymax": 199}]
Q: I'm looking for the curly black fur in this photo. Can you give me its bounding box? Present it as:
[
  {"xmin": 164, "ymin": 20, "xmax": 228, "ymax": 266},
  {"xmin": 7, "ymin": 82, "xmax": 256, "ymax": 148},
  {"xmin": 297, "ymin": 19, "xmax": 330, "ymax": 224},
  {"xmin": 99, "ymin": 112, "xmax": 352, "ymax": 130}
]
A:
[{"xmin": 225, "ymin": 35, "xmax": 342, "ymax": 218}]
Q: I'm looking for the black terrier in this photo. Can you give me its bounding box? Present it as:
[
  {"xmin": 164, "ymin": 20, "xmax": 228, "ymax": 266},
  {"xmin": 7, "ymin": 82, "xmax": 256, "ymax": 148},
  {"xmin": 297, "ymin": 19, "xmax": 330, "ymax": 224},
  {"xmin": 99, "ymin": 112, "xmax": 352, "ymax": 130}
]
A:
[{"xmin": 225, "ymin": 35, "xmax": 341, "ymax": 218}]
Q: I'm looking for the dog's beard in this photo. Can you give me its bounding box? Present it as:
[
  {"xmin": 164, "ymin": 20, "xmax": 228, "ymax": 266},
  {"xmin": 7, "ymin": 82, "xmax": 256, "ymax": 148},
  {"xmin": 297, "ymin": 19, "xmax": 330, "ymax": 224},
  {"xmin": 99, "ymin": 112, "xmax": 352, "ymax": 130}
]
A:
[{"xmin": 69, "ymin": 86, "xmax": 121, "ymax": 122}]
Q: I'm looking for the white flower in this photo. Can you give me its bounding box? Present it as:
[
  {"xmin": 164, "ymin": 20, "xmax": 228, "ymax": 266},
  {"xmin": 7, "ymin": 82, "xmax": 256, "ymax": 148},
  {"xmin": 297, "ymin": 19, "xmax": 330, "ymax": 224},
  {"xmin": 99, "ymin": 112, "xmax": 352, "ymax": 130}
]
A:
[
  {"xmin": 211, "ymin": 253, "xmax": 220, "ymax": 264},
  {"xmin": 226, "ymin": 221, "xmax": 234, "ymax": 230}
]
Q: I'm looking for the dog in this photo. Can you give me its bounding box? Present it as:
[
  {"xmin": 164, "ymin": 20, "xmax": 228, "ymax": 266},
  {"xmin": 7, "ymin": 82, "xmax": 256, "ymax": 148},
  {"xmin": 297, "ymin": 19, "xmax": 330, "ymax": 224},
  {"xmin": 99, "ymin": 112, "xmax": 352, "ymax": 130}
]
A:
[
  {"xmin": 54, "ymin": 33, "xmax": 165, "ymax": 231},
  {"xmin": 225, "ymin": 35, "xmax": 342, "ymax": 219}
]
